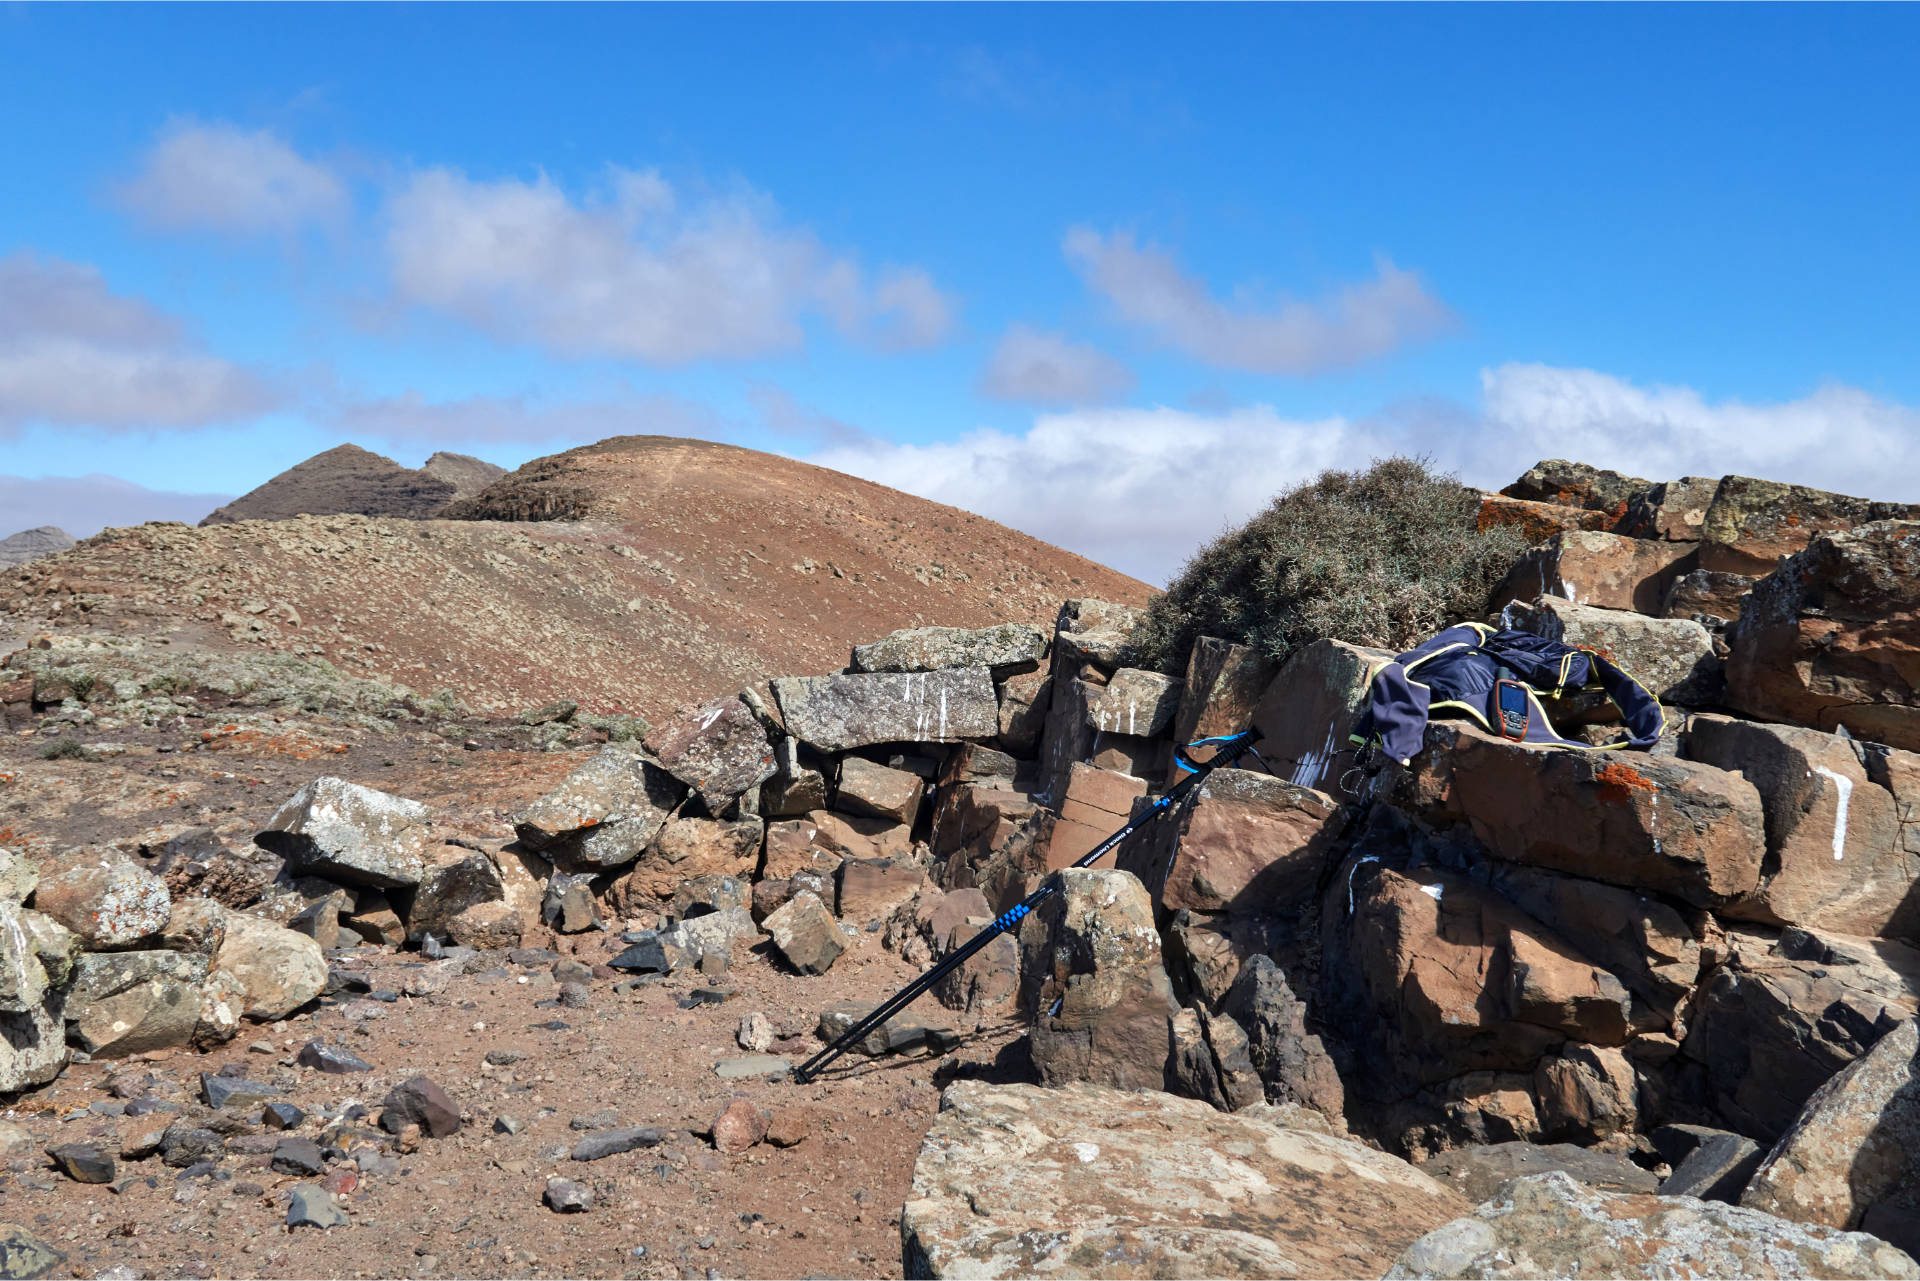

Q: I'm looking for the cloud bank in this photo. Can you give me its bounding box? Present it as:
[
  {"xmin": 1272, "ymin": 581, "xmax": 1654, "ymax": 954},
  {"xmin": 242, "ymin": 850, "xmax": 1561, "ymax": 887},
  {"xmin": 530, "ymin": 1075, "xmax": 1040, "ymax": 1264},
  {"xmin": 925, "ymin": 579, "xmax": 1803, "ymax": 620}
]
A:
[
  {"xmin": 385, "ymin": 166, "xmax": 956, "ymax": 364},
  {"xmin": 1064, "ymin": 227, "xmax": 1454, "ymax": 375},
  {"xmin": 978, "ymin": 325, "xmax": 1134, "ymax": 405},
  {"xmin": 117, "ymin": 120, "xmax": 349, "ymax": 234},
  {"xmin": 0, "ymin": 253, "xmax": 278, "ymax": 432}
]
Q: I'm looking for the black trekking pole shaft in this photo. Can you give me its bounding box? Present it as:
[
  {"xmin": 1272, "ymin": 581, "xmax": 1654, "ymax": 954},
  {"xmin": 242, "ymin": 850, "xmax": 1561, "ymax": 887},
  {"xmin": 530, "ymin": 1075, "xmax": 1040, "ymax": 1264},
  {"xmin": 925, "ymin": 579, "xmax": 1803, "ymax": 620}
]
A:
[{"xmin": 790, "ymin": 731, "xmax": 1257, "ymax": 1085}]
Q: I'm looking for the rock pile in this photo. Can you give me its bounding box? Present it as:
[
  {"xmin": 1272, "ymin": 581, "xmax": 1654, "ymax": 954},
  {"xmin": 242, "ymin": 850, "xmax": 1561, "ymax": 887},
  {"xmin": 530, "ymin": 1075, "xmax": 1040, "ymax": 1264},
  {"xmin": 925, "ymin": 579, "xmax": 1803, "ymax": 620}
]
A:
[{"xmin": 4, "ymin": 454, "xmax": 1918, "ymax": 1277}]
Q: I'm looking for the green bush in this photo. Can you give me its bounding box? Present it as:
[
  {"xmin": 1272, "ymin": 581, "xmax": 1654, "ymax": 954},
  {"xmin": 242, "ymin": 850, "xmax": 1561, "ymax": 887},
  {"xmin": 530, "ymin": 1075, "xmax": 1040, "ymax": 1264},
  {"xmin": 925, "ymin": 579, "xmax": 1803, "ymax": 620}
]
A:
[{"xmin": 1126, "ymin": 456, "xmax": 1530, "ymax": 674}]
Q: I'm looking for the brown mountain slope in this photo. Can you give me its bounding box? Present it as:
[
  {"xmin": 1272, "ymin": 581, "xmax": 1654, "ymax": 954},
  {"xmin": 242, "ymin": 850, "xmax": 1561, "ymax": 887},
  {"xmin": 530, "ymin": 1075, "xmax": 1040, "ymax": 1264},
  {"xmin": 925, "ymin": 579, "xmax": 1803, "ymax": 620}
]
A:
[
  {"xmin": 4, "ymin": 436, "xmax": 1151, "ymax": 717},
  {"xmin": 420, "ymin": 450, "xmax": 507, "ymax": 497},
  {"xmin": 199, "ymin": 443, "xmax": 465, "ymax": 525}
]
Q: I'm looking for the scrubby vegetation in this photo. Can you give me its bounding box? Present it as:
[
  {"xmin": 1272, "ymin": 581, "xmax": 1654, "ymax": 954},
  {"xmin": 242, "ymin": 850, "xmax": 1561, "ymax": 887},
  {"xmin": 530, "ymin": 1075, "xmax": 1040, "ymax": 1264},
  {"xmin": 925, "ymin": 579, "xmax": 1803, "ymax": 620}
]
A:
[
  {"xmin": 1127, "ymin": 456, "xmax": 1530, "ymax": 673},
  {"xmin": 37, "ymin": 738, "xmax": 97, "ymax": 761}
]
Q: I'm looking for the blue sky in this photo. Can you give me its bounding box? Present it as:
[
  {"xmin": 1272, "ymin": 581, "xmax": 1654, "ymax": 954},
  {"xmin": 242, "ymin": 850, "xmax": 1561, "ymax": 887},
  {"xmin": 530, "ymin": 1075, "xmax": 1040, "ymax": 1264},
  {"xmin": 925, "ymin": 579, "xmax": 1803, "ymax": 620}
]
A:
[{"xmin": 3, "ymin": 3, "xmax": 1917, "ymax": 582}]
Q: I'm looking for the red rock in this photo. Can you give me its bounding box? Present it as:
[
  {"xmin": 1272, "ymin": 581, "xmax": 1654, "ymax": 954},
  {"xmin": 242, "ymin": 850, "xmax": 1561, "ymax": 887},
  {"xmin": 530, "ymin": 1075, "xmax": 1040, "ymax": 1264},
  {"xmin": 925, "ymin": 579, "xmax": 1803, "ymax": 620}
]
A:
[
  {"xmin": 709, "ymin": 1099, "xmax": 767, "ymax": 1154},
  {"xmin": 1700, "ymin": 475, "xmax": 1919, "ymax": 576},
  {"xmin": 1490, "ymin": 530, "xmax": 1695, "ymax": 615},
  {"xmin": 764, "ymin": 1106, "xmax": 810, "ymax": 1148},
  {"xmin": 1478, "ymin": 493, "xmax": 1614, "ymax": 543},
  {"xmin": 1129, "ymin": 769, "xmax": 1343, "ymax": 915},
  {"xmin": 1165, "ymin": 638, "xmax": 1277, "ymax": 785},
  {"xmin": 1250, "ymin": 638, "xmax": 1393, "ymax": 794}
]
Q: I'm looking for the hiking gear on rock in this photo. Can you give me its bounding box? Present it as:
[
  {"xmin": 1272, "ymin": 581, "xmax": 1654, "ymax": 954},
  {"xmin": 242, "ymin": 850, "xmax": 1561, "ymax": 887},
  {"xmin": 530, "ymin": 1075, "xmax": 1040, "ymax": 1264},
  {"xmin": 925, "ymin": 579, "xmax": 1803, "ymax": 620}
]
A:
[
  {"xmin": 792, "ymin": 729, "xmax": 1262, "ymax": 1085},
  {"xmin": 1351, "ymin": 622, "xmax": 1665, "ymax": 764}
]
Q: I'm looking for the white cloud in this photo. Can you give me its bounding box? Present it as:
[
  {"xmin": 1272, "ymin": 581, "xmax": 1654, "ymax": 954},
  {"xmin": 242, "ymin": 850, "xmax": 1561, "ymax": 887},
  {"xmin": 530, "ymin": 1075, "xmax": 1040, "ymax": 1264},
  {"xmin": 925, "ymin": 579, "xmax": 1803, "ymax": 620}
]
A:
[
  {"xmin": 333, "ymin": 390, "xmax": 725, "ymax": 446},
  {"xmin": 0, "ymin": 473, "xmax": 232, "ymax": 539},
  {"xmin": 978, "ymin": 325, "xmax": 1134, "ymax": 405},
  {"xmin": 1472, "ymin": 364, "xmax": 1920, "ymax": 502},
  {"xmin": 0, "ymin": 253, "xmax": 278, "ymax": 432},
  {"xmin": 117, "ymin": 120, "xmax": 348, "ymax": 234},
  {"xmin": 384, "ymin": 166, "xmax": 956, "ymax": 364},
  {"xmin": 808, "ymin": 405, "xmax": 1378, "ymax": 586},
  {"xmin": 1063, "ymin": 227, "xmax": 1454, "ymax": 375}
]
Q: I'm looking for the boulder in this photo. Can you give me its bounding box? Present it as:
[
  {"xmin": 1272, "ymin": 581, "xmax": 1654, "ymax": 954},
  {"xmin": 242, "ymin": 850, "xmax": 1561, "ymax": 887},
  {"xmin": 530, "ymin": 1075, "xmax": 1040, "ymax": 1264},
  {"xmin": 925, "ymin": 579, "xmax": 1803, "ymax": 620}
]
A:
[
  {"xmin": 194, "ymin": 967, "xmax": 246, "ymax": 1049},
  {"xmin": 834, "ymin": 858, "xmax": 922, "ymax": 923},
  {"xmin": 760, "ymin": 738, "xmax": 828, "ymax": 818},
  {"xmin": 1085, "ymin": 667, "xmax": 1182, "ymax": 737},
  {"xmin": 1665, "ymin": 568, "xmax": 1757, "ymax": 625},
  {"xmin": 802, "ymin": 809, "xmax": 910, "ymax": 862},
  {"xmin": 407, "ymin": 853, "xmax": 507, "ymax": 941},
  {"xmin": 1165, "ymin": 638, "xmax": 1277, "ymax": 784},
  {"xmin": 1725, "ymin": 521, "xmax": 1920, "ymax": 750},
  {"xmin": 1166, "ymin": 909, "xmax": 1296, "ymax": 1010},
  {"xmin": 287, "ymin": 896, "xmax": 343, "ymax": 950},
  {"xmin": 1618, "ymin": 475, "xmax": 1717, "ymax": 542},
  {"xmin": 1741, "ymin": 1017, "xmax": 1920, "ymax": 1256},
  {"xmin": 1490, "ymin": 529, "xmax": 1695, "ymax": 615},
  {"xmin": 834, "ymin": 757, "xmax": 923, "ymax": 826},
  {"xmin": 614, "ymin": 816, "xmax": 763, "ymax": 902},
  {"xmin": 1534, "ymin": 1043, "xmax": 1639, "ymax": 1142},
  {"xmin": 447, "ymin": 901, "xmax": 524, "ymax": 949},
  {"xmin": 1250, "ymin": 637, "xmax": 1393, "ymax": 792},
  {"xmin": 1402, "ymin": 722, "xmax": 1765, "ymax": 906},
  {"xmin": 1688, "ymin": 716, "xmax": 1914, "ymax": 939},
  {"xmin": 1129, "ymin": 768, "xmax": 1343, "ymax": 915},
  {"xmin": 541, "ymin": 873, "xmax": 602, "ymax": 934},
  {"xmin": 1501, "ymin": 459, "xmax": 1651, "ymax": 519},
  {"xmin": 211, "ymin": 910, "xmax": 326, "ymax": 1020},
  {"xmin": 1017, "ymin": 868, "xmax": 1179, "ymax": 1091},
  {"xmin": 1484, "ymin": 862, "xmax": 1702, "ymax": 1021},
  {"xmin": 1478, "ymin": 492, "xmax": 1613, "ymax": 543},
  {"xmin": 759, "ymin": 817, "xmax": 847, "ymax": 882},
  {"xmin": 1680, "ymin": 929, "xmax": 1920, "ymax": 1141},
  {"xmin": 65, "ymin": 950, "xmax": 208, "ymax": 1057},
  {"xmin": 1662, "ymin": 1130, "xmax": 1764, "ymax": 1203},
  {"xmin": 931, "ymin": 922, "xmax": 1019, "ymax": 1014},
  {"xmin": 1051, "ymin": 598, "xmax": 1147, "ymax": 672},
  {"xmin": 851, "ymin": 623, "xmax": 1047, "ymax": 674},
  {"xmin": 994, "ymin": 667, "xmax": 1052, "ymax": 756},
  {"xmin": 513, "ymin": 746, "xmax": 684, "ymax": 871},
  {"xmin": 642, "ymin": 697, "xmax": 776, "ymax": 809},
  {"xmin": 816, "ymin": 1000, "xmax": 958, "ymax": 1058},
  {"xmin": 381, "ymin": 1076, "xmax": 461, "ymax": 1138},
  {"xmin": 1385, "ymin": 1171, "xmax": 1917, "ymax": 1280},
  {"xmin": 1421, "ymin": 1141, "xmax": 1659, "ymax": 1204},
  {"xmin": 1700, "ymin": 475, "xmax": 1918, "ymax": 576},
  {"xmin": 28, "ymin": 851, "xmax": 170, "ymax": 948},
  {"xmin": 763, "ymin": 891, "xmax": 845, "ymax": 975},
  {"xmin": 1044, "ymin": 763, "xmax": 1147, "ymax": 872},
  {"xmin": 771, "ymin": 669, "xmax": 998, "ymax": 751},
  {"xmin": 255, "ymin": 777, "xmax": 432, "ymax": 889},
  {"xmin": 902, "ymin": 1080, "xmax": 1470, "ymax": 1280},
  {"xmin": 663, "ymin": 905, "xmax": 761, "ymax": 959},
  {"xmin": 1328, "ymin": 862, "xmax": 1630, "ymax": 1096},
  {"xmin": 1223, "ymin": 954, "xmax": 1345, "ymax": 1122},
  {"xmin": 0, "ymin": 847, "xmax": 37, "ymax": 905},
  {"xmin": 159, "ymin": 897, "xmax": 225, "ymax": 955},
  {"xmin": 0, "ymin": 902, "xmax": 70, "ymax": 1092},
  {"xmin": 1501, "ymin": 597, "xmax": 1722, "ymax": 707}
]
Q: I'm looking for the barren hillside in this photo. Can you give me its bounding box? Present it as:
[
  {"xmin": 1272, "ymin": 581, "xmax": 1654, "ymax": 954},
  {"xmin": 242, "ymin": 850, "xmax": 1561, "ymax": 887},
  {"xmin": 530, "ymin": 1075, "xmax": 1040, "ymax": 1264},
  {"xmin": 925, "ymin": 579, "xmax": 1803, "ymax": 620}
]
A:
[{"xmin": 1, "ymin": 436, "xmax": 1151, "ymax": 718}]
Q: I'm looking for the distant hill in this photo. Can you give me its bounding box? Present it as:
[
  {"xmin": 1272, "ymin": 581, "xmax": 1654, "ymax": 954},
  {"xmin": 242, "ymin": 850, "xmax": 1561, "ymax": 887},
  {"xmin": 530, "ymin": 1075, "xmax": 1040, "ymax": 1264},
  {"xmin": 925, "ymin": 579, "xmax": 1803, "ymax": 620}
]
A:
[
  {"xmin": 198, "ymin": 445, "xmax": 505, "ymax": 526},
  {"xmin": 0, "ymin": 526, "xmax": 74, "ymax": 568},
  {"xmin": 4, "ymin": 435, "xmax": 1152, "ymax": 717}
]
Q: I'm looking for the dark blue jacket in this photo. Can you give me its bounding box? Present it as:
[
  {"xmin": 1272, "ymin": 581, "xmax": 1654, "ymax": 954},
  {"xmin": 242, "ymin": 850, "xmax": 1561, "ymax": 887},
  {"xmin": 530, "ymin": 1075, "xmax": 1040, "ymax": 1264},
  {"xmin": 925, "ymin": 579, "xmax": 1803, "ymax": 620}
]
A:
[{"xmin": 1351, "ymin": 622, "xmax": 1665, "ymax": 763}]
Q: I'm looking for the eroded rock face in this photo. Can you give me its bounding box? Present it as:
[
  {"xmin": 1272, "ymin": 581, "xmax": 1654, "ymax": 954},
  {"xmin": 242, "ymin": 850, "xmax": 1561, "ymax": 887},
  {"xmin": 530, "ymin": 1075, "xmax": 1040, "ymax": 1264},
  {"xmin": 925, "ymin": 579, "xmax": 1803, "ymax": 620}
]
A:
[
  {"xmin": 1385, "ymin": 1171, "xmax": 1918, "ymax": 1280},
  {"xmin": 29, "ymin": 851, "xmax": 171, "ymax": 949},
  {"xmin": 513, "ymin": 747, "xmax": 685, "ymax": 872},
  {"xmin": 1741, "ymin": 1017, "xmax": 1920, "ymax": 1256},
  {"xmin": 851, "ymin": 623, "xmax": 1046, "ymax": 674},
  {"xmin": 1249, "ymin": 637, "xmax": 1392, "ymax": 793},
  {"xmin": 643, "ymin": 697, "xmax": 776, "ymax": 809},
  {"xmin": 255, "ymin": 778, "xmax": 432, "ymax": 889},
  {"xmin": 1167, "ymin": 639, "xmax": 1277, "ymax": 784},
  {"xmin": 1085, "ymin": 668, "xmax": 1182, "ymax": 738},
  {"xmin": 835, "ymin": 758, "xmax": 924, "ymax": 827},
  {"xmin": 1701, "ymin": 476, "xmax": 1919, "ymax": 576},
  {"xmin": 1725, "ymin": 521, "xmax": 1920, "ymax": 751},
  {"xmin": 1688, "ymin": 716, "xmax": 1915, "ymax": 939},
  {"xmin": 772, "ymin": 669, "xmax": 999, "ymax": 752},
  {"xmin": 1491, "ymin": 530, "xmax": 1696, "ymax": 615},
  {"xmin": 1133, "ymin": 769, "xmax": 1344, "ymax": 915},
  {"xmin": 1403, "ymin": 723, "xmax": 1765, "ymax": 907},
  {"xmin": 1501, "ymin": 460, "xmax": 1651, "ymax": 519},
  {"xmin": 1619, "ymin": 476, "xmax": 1717, "ymax": 542},
  {"xmin": 902, "ymin": 1080, "xmax": 1469, "ymax": 1280}
]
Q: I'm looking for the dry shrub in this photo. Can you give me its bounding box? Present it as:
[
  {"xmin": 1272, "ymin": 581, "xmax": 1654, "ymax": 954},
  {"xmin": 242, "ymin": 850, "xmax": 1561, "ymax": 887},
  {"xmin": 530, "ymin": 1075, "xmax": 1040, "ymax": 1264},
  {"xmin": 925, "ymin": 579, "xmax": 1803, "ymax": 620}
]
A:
[{"xmin": 1127, "ymin": 456, "xmax": 1530, "ymax": 673}]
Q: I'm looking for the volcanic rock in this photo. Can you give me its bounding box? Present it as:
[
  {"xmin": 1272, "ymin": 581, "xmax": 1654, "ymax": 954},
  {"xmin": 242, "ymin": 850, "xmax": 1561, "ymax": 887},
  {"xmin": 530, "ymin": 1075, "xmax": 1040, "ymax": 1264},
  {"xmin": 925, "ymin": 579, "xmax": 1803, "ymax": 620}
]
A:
[
  {"xmin": 772, "ymin": 668, "xmax": 998, "ymax": 751},
  {"xmin": 834, "ymin": 757, "xmax": 923, "ymax": 826},
  {"xmin": 381, "ymin": 1076, "xmax": 460, "ymax": 1138},
  {"xmin": 200, "ymin": 444, "xmax": 462, "ymax": 526},
  {"xmin": 851, "ymin": 623, "xmax": 1047, "ymax": 674},
  {"xmin": 446, "ymin": 901, "xmax": 524, "ymax": 949},
  {"xmin": 1699, "ymin": 474, "xmax": 1919, "ymax": 575},
  {"xmin": 211, "ymin": 910, "xmax": 325, "ymax": 1020},
  {"xmin": 1491, "ymin": 529, "xmax": 1696, "ymax": 614},
  {"xmin": 643, "ymin": 696, "xmax": 776, "ymax": 808},
  {"xmin": 65, "ymin": 949, "xmax": 208, "ymax": 1057},
  {"xmin": 408, "ymin": 852, "xmax": 507, "ymax": 940},
  {"xmin": 255, "ymin": 777, "xmax": 432, "ymax": 889},
  {"xmin": 1085, "ymin": 667, "xmax": 1182, "ymax": 737},
  {"xmin": 1422, "ymin": 1142, "xmax": 1657, "ymax": 1204},
  {"xmin": 903, "ymin": 1080, "xmax": 1469, "ymax": 1280},
  {"xmin": 616, "ymin": 816, "xmax": 762, "ymax": 902},
  {"xmin": 1501, "ymin": 460, "xmax": 1651, "ymax": 518},
  {"xmin": 29, "ymin": 851, "xmax": 170, "ymax": 949},
  {"xmin": 763, "ymin": 891, "xmax": 844, "ymax": 975},
  {"xmin": 513, "ymin": 746, "xmax": 685, "ymax": 871},
  {"xmin": 1250, "ymin": 637, "xmax": 1393, "ymax": 792}
]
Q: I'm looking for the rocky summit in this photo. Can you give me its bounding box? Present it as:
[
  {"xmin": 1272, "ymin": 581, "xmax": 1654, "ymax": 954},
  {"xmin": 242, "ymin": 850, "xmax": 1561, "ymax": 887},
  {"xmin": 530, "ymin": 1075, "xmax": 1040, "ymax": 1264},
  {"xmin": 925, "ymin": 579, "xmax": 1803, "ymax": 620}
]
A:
[
  {"xmin": 198, "ymin": 444, "xmax": 505, "ymax": 526},
  {"xmin": 0, "ymin": 453, "xmax": 1917, "ymax": 1279},
  {"xmin": 0, "ymin": 526, "xmax": 74, "ymax": 569}
]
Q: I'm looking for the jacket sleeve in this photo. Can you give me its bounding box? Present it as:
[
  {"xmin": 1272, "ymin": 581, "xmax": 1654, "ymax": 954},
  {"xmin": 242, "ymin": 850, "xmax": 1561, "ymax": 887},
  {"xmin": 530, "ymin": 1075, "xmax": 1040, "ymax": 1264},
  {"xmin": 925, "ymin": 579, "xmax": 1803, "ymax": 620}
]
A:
[{"xmin": 1357, "ymin": 660, "xmax": 1432, "ymax": 765}]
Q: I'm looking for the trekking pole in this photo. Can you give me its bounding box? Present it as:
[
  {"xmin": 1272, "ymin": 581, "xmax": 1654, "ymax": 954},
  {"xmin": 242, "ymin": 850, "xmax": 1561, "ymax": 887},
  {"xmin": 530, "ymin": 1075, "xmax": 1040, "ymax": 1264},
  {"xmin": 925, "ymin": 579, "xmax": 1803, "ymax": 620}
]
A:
[{"xmin": 790, "ymin": 728, "xmax": 1265, "ymax": 1085}]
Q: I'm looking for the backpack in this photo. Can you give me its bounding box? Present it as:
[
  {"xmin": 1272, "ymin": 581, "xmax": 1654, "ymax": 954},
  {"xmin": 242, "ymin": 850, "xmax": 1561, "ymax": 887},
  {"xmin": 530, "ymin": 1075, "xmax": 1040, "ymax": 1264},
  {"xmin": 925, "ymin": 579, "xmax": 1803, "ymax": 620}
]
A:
[{"xmin": 1350, "ymin": 622, "xmax": 1665, "ymax": 764}]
